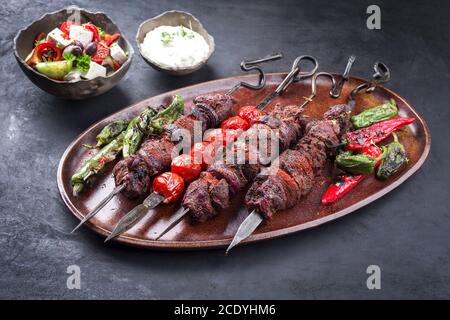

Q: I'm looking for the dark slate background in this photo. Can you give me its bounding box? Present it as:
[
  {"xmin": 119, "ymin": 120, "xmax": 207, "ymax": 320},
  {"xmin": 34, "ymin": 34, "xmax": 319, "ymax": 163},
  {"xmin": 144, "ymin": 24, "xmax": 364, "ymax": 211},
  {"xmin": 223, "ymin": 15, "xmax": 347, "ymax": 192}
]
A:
[{"xmin": 1, "ymin": 0, "xmax": 449, "ymax": 299}]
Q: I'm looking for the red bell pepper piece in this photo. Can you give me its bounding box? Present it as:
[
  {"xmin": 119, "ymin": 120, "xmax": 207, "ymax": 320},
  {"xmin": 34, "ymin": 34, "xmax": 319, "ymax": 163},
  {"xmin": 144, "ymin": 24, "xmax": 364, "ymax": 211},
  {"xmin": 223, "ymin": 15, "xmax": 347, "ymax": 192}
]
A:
[
  {"xmin": 343, "ymin": 117, "xmax": 415, "ymax": 150},
  {"xmin": 26, "ymin": 41, "xmax": 62, "ymax": 65}
]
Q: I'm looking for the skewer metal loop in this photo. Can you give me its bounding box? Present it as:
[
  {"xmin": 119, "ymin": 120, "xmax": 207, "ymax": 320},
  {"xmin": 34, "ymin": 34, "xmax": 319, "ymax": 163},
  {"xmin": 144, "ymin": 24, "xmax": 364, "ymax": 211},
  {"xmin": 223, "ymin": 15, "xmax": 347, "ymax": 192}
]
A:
[
  {"xmin": 330, "ymin": 55, "xmax": 356, "ymax": 98},
  {"xmin": 227, "ymin": 52, "xmax": 284, "ymax": 95},
  {"xmin": 349, "ymin": 61, "xmax": 390, "ymax": 101}
]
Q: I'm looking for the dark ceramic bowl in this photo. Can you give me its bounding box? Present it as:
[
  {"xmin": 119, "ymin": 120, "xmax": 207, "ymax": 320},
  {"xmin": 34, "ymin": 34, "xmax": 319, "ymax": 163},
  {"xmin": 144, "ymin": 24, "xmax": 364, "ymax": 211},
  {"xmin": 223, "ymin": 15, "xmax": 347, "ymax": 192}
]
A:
[
  {"xmin": 136, "ymin": 10, "xmax": 215, "ymax": 76},
  {"xmin": 13, "ymin": 7, "xmax": 133, "ymax": 100}
]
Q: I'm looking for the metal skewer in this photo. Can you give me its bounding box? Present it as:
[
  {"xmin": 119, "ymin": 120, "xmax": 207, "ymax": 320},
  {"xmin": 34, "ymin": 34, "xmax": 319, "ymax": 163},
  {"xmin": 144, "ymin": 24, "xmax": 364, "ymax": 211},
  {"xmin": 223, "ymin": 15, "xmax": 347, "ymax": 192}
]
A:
[
  {"xmin": 226, "ymin": 61, "xmax": 391, "ymax": 254},
  {"xmin": 72, "ymin": 53, "xmax": 283, "ymax": 234},
  {"xmin": 151, "ymin": 56, "xmax": 321, "ymax": 242},
  {"xmin": 225, "ymin": 71, "xmax": 338, "ymax": 254}
]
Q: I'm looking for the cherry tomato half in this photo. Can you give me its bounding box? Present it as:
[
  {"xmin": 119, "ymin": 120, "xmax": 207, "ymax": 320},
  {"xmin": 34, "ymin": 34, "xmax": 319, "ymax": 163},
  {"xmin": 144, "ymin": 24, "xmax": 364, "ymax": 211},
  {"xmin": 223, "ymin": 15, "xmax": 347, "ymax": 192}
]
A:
[
  {"xmin": 82, "ymin": 23, "xmax": 99, "ymax": 42},
  {"xmin": 190, "ymin": 142, "xmax": 216, "ymax": 169},
  {"xmin": 221, "ymin": 116, "xmax": 250, "ymax": 131},
  {"xmin": 238, "ymin": 105, "xmax": 261, "ymax": 124},
  {"xmin": 203, "ymin": 128, "xmax": 241, "ymax": 147},
  {"xmin": 60, "ymin": 21, "xmax": 77, "ymax": 36},
  {"xmin": 171, "ymin": 154, "xmax": 202, "ymax": 183},
  {"xmin": 152, "ymin": 172, "xmax": 185, "ymax": 204}
]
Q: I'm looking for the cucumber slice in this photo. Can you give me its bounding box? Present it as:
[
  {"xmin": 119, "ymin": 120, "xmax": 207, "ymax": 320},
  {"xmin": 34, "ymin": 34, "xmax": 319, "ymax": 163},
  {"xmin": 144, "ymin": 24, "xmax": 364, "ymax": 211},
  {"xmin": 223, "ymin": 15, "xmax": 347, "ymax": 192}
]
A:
[{"xmin": 35, "ymin": 60, "xmax": 73, "ymax": 80}]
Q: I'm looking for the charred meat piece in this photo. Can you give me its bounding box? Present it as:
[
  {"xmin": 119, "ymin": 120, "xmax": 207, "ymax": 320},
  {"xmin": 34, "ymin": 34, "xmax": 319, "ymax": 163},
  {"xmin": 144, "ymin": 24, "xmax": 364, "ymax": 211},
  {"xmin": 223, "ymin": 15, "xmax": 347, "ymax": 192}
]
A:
[
  {"xmin": 245, "ymin": 104, "xmax": 352, "ymax": 217},
  {"xmin": 183, "ymin": 172, "xmax": 230, "ymax": 222},
  {"xmin": 245, "ymin": 168, "xmax": 300, "ymax": 219},
  {"xmin": 207, "ymin": 163, "xmax": 248, "ymax": 195},
  {"xmin": 113, "ymin": 93, "xmax": 233, "ymax": 198},
  {"xmin": 113, "ymin": 156, "xmax": 150, "ymax": 198},
  {"xmin": 194, "ymin": 93, "xmax": 234, "ymax": 125},
  {"xmin": 278, "ymin": 149, "xmax": 314, "ymax": 196}
]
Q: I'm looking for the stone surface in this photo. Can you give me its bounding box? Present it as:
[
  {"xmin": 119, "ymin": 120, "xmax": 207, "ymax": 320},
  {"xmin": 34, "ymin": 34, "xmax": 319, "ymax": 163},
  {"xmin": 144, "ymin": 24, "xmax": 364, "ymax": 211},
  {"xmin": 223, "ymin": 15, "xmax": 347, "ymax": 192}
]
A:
[{"xmin": 0, "ymin": 0, "xmax": 449, "ymax": 299}]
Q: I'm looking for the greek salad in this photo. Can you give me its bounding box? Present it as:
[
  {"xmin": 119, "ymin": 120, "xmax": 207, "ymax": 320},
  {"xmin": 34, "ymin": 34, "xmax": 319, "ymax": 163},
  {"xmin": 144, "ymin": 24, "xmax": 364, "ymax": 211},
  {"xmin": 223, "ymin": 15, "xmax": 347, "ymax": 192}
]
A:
[{"xmin": 25, "ymin": 20, "xmax": 128, "ymax": 81}]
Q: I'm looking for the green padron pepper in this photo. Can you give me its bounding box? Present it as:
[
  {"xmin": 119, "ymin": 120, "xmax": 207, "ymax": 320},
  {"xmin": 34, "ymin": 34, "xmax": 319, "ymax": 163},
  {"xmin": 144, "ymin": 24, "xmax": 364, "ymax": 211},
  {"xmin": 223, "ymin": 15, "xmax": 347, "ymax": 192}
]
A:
[
  {"xmin": 83, "ymin": 119, "xmax": 129, "ymax": 149},
  {"xmin": 351, "ymin": 99, "xmax": 398, "ymax": 129},
  {"xmin": 376, "ymin": 133, "xmax": 408, "ymax": 180},
  {"xmin": 335, "ymin": 150, "xmax": 384, "ymax": 175}
]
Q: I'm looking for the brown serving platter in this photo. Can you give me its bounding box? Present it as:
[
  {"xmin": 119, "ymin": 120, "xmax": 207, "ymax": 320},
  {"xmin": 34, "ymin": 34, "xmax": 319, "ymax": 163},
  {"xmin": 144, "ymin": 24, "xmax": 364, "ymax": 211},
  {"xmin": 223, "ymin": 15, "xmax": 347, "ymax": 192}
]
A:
[{"xmin": 57, "ymin": 73, "xmax": 431, "ymax": 249}]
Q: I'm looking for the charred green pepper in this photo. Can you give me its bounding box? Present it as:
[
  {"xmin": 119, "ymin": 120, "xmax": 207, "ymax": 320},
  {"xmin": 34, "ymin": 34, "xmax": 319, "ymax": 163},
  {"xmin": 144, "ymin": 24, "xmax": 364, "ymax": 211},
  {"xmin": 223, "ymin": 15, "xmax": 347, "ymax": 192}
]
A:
[
  {"xmin": 71, "ymin": 95, "xmax": 184, "ymax": 195},
  {"xmin": 351, "ymin": 99, "xmax": 398, "ymax": 129},
  {"xmin": 376, "ymin": 133, "xmax": 408, "ymax": 180},
  {"xmin": 122, "ymin": 94, "xmax": 184, "ymax": 158},
  {"xmin": 335, "ymin": 149, "xmax": 385, "ymax": 175},
  {"xmin": 83, "ymin": 119, "xmax": 129, "ymax": 149}
]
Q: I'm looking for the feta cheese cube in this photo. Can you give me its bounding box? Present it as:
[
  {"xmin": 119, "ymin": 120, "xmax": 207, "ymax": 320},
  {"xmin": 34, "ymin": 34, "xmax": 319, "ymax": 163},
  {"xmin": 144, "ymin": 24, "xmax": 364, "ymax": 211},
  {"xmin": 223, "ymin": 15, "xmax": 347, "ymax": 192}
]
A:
[
  {"xmin": 110, "ymin": 43, "xmax": 127, "ymax": 64},
  {"xmin": 46, "ymin": 28, "xmax": 72, "ymax": 48},
  {"xmin": 81, "ymin": 61, "xmax": 107, "ymax": 80},
  {"xmin": 69, "ymin": 25, "xmax": 93, "ymax": 48}
]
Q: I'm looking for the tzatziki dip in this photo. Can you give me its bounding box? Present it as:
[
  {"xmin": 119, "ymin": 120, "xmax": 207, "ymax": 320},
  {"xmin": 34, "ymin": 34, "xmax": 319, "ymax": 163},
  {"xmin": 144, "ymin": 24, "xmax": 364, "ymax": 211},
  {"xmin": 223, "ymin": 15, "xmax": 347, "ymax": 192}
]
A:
[{"xmin": 141, "ymin": 25, "xmax": 209, "ymax": 69}]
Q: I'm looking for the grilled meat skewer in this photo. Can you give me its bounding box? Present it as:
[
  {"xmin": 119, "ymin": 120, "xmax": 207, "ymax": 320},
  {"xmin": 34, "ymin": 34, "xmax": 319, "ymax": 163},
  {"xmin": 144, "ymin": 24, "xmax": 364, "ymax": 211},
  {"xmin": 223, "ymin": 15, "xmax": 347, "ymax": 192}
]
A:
[{"xmin": 226, "ymin": 103, "xmax": 352, "ymax": 253}]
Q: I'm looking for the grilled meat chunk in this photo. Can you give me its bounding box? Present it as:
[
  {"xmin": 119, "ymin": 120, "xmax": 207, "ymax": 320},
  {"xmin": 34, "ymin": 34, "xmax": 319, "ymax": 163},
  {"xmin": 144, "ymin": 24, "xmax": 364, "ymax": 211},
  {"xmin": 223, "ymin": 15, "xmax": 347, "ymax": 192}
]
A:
[{"xmin": 183, "ymin": 172, "xmax": 229, "ymax": 222}]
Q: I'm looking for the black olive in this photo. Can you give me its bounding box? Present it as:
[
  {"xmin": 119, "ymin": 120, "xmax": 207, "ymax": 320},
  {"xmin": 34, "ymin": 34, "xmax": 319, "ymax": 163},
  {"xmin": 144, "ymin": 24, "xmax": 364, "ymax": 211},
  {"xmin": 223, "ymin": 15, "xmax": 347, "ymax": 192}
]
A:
[
  {"xmin": 63, "ymin": 45, "xmax": 82, "ymax": 57},
  {"xmin": 85, "ymin": 42, "xmax": 97, "ymax": 56},
  {"xmin": 73, "ymin": 40, "xmax": 84, "ymax": 50}
]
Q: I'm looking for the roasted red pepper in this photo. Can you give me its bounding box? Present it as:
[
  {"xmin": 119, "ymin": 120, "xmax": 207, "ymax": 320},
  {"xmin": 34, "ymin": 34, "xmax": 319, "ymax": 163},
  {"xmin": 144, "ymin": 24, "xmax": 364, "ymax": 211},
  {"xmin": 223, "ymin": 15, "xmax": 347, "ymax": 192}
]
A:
[
  {"xmin": 322, "ymin": 145, "xmax": 383, "ymax": 205},
  {"xmin": 342, "ymin": 117, "xmax": 415, "ymax": 150},
  {"xmin": 321, "ymin": 175, "xmax": 365, "ymax": 205}
]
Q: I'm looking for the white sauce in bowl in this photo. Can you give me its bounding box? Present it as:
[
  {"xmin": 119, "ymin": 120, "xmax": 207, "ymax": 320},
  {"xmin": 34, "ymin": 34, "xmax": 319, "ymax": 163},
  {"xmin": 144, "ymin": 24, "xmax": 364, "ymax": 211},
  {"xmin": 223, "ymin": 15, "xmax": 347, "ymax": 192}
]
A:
[{"xmin": 141, "ymin": 25, "xmax": 210, "ymax": 69}]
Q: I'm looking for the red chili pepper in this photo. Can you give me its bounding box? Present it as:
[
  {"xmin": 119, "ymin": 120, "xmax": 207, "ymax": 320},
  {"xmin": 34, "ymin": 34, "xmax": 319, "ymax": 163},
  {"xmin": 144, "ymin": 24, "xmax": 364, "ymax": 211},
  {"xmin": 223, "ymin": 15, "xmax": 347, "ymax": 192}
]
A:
[
  {"xmin": 221, "ymin": 116, "xmax": 250, "ymax": 131},
  {"xmin": 321, "ymin": 144, "xmax": 383, "ymax": 205},
  {"xmin": 171, "ymin": 154, "xmax": 202, "ymax": 183},
  {"xmin": 238, "ymin": 105, "xmax": 261, "ymax": 124},
  {"xmin": 343, "ymin": 117, "xmax": 415, "ymax": 150},
  {"xmin": 321, "ymin": 175, "xmax": 366, "ymax": 205},
  {"xmin": 152, "ymin": 172, "xmax": 185, "ymax": 203}
]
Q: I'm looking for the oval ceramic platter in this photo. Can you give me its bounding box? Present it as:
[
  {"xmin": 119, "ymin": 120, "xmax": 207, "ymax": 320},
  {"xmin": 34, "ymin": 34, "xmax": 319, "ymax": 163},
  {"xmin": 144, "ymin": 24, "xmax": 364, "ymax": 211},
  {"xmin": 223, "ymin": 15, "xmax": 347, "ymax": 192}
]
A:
[{"xmin": 57, "ymin": 73, "xmax": 431, "ymax": 249}]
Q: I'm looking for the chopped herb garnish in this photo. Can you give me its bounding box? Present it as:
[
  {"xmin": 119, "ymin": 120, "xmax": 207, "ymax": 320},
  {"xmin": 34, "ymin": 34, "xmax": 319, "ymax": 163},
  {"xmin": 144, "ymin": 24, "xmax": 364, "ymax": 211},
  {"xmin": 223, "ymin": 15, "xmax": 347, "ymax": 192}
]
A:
[
  {"xmin": 76, "ymin": 53, "xmax": 91, "ymax": 74},
  {"xmin": 63, "ymin": 52, "xmax": 76, "ymax": 62},
  {"xmin": 161, "ymin": 31, "xmax": 173, "ymax": 44}
]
